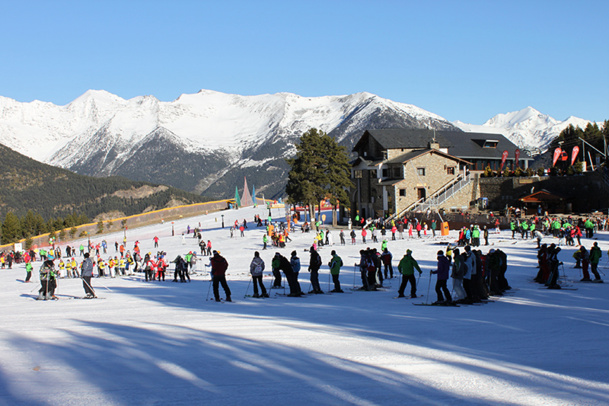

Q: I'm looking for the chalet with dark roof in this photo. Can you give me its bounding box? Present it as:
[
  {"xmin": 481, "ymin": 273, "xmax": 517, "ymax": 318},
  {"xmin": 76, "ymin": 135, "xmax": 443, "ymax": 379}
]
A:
[{"xmin": 350, "ymin": 129, "xmax": 531, "ymax": 219}]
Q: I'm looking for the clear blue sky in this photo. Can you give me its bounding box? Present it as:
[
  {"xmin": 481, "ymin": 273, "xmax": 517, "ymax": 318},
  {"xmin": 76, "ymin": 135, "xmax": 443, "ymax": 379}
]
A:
[{"xmin": 1, "ymin": 0, "xmax": 607, "ymax": 123}]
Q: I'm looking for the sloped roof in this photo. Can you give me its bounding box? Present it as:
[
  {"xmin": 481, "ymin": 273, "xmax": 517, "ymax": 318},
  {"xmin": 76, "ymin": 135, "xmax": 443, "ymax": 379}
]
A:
[
  {"xmin": 354, "ymin": 129, "xmax": 530, "ymax": 160},
  {"xmin": 519, "ymin": 189, "xmax": 564, "ymax": 203},
  {"xmin": 384, "ymin": 148, "xmax": 471, "ymax": 165}
]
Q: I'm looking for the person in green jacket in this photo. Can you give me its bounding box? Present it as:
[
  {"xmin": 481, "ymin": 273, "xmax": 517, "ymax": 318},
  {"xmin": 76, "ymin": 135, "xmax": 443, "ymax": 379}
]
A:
[
  {"xmin": 262, "ymin": 234, "xmax": 269, "ymax": 250},
  {"xmin": 397, "ymin": 249, "xmax": 422, "ymax": 298},
  {"xmin": 589, "ymin": 242, "xmax": 603, "ymax": 282},
  {"xmin": 328, "ymin": 250, "xmax": 344, "ymax": 293}
]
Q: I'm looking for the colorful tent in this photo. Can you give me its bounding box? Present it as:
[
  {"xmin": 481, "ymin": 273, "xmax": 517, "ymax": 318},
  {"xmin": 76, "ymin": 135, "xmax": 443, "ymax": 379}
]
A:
[
  {"xmin": 234, "ymin": 186, "xmax": 241, "ymax": 208},
  {"xmin": 241, "ymin": 177, "xmax": 253, "ymax": 207}
]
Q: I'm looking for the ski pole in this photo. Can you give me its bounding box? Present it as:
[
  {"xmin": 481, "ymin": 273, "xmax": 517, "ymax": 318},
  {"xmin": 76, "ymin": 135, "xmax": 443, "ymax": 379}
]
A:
[
  {"xmin": 244, "ymin": 278, "xmax": 251, "ymax": 298},
  {"xmin": 81, "ymin": 277, "xmax": 97, "ymax": 296},
  {"xmin": 90, "ymin": 277, "xmax": 113, "ymax": 292},
  {"xmin": 205, "ymin": 278, "xmax": 213, "ymax": 301},
  {"xmin": 424, "ymin": 271, "xmax": 431, "ymax": 305}
]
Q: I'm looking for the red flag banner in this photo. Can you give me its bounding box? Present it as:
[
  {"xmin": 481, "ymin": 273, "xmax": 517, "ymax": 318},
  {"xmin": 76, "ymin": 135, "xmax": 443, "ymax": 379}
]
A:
[
  {"xmin": 500, "ymin": 150, "xmax": 508, "ymax": 171},
  {"xmin": 514, "ymin": 149, "xmax": 521, "ymax": 168},
  {"xmin": 552, "ymin": 148, "xmax": 562, "ymax": 166},
  {"xmin": 571, "ymin": 146, "xmax": 580, "ymax": 166}
]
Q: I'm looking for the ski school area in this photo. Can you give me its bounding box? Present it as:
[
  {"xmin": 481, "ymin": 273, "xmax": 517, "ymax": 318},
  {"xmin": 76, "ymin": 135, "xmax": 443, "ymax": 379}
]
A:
[{"xmin": 2, "ymin": 205, "xmax": 609, "ymax": 405}]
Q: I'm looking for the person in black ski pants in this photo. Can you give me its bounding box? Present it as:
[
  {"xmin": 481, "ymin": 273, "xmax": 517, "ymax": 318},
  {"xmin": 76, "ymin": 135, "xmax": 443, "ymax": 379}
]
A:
[
  {"xmin": 308, "ymin": 246, "xmax": 323, "ymax": 293},
  {"xmin": 210, "ymin": 251, "xmax": 231, "ymax": 302}
]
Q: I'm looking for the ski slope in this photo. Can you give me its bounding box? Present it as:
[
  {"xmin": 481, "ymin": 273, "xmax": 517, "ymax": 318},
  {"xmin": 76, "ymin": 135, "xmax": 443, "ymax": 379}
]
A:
[{"xmin": 2, "ymin": 206, "xmax": 609, "ymax": 405}]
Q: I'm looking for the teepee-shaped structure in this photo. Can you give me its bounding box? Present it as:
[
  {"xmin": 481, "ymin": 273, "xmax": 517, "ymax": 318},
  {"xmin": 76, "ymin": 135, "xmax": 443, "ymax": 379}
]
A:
[
  {"xmin": 234, "ymin": 186, "xmax": 241, "ymax": 208},
  {"xmin": 241, "ymin": 177, "xmax": 254, "ymax": 207}
]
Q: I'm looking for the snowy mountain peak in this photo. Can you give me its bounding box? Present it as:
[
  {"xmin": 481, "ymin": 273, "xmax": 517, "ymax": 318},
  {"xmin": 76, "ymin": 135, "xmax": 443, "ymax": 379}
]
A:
[{"xmin": 455, "ymin": 107, "xmax": 595, "ymax": 152}]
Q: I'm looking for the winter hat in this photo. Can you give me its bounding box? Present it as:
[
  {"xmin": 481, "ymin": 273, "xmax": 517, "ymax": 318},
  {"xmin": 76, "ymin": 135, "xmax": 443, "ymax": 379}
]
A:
[
  {"xmin": 406, "ymin": 249, "xmax": 412, "ymax": 255},
  {"xmin": 291, "ymin": 251, "xmax": 297, "ymax": 257},
  {"xmin": 437, "ymin": 250, "xmax": 443, "ymax": 256}
]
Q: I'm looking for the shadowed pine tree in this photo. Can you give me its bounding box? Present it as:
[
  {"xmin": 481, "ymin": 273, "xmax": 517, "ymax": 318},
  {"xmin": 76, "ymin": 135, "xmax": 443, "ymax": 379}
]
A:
[
  {"xmin": 2, "ymin": 212, "xmax": 22, "ymax": 244},
  {"xmin": 286, "ymin": 128, "xmax": 353, "ymax": 226}
]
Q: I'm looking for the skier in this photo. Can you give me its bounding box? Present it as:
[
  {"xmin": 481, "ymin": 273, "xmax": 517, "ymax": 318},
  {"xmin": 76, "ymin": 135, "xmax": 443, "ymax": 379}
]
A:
[
  {"xmin": 328, "ymin": 250, "xmax": 344, "ymax": 293},
  {"xmin": 25, "ymin": 260, "xmax": 33, "ymax": 283},
  {"xmin": 589, "ymin": 242, "xmax": 603, "ymax": 282},
  {"xmin": 579, "ymin": 246, "xmax": 592, "ymax": 282},
  {"xmin": 308, "ymin": 246, "xmax": 323, "ymax": 294},
  {"xmin": 81, "ymin": 253, "xmax": 96, "ymax": 298},
  {"xmin": 381, "ymin": 248, "xmax": 394, "ymax": 279},
  {"xmin": 451, "ymin": 248, "xmax": 467, "ymax": 301},
  {"xmin": 38, "ymin": 259, "xmax": 57, "ymax": 300},
  {"xmin": 431, "ymin": 250, "xmax": 452, "ymax": 304},
  {"xmin": 271, "ymin": 254, "xmax": 283, "ymax": 288},
  {"xmin": 275, "ymin": 252, "xmax": 301, "ymax": 296},
  {"xmin": 210, "ymin": 251, "xmax": 231, "ymax": 302},
  {"xmin": 397, "ymin": 249, "xmax": 422, "ymax": 298},
  {"xmin": 290, "ymin": 251, "xmax": 303, "ymax": 295},
  {"xmin": 249, "ymin": 252, "xmax": 268, "ymax": 298}
]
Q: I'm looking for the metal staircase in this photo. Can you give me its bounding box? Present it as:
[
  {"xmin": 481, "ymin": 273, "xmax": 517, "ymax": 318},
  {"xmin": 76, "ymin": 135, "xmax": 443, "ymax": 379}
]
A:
[{"xmin": 389, "ymin": 173, "xmax": 472, "ymax": 221}]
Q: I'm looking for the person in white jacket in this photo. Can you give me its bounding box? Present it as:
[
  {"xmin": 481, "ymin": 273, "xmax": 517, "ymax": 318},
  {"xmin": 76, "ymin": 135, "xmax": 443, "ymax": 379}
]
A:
[{"xmin": 249, "ymin": 252, "xmax": 268, "ymax": 298}]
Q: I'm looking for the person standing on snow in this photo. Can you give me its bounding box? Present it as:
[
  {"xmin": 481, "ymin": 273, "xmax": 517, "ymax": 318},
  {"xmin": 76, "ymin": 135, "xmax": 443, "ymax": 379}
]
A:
[
  {"xmin": 38, "ymin": 259, "xmax": 57, "ymax": 300},
  {"xmin": 381, "ymin": 248, "xmax": 393, "ymax": 279},
  {"xmin": 431, "ymin": 250, "xmax": 452, "ymax": 304},
  {"xmin": 397, "ymin": 249, "xmax": 422, "ymax": 298},
  {"xmin": 249, "ymin": 252, "xmax": 268, "ymax": 298},
  {"xmin": 290, "ymin": 251, "xmax": 303, "ymax": 295},
  {"xmin": 589, "ymin": 242, "xmax": 603, "ymax": 282},
  {"xmin": 308, "ymin": 246, "xmax": 323, "ymax": 294},
  {"xmin": 81, "ymin": 253, "xmax": 96, "ymax": 298},
  {"xmin": 328, "ymin": 250, "xmax": 344, "ymax": 293},
  {"xmin": 210, "ymin": 251, "xmax": 231, "ymax": 302}
]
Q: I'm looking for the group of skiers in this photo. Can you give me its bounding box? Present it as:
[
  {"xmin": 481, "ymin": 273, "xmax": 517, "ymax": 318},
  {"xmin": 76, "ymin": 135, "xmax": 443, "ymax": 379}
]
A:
[{"xmin": 536, "ymin": 242, "xmax": 604, "ymax": 288}]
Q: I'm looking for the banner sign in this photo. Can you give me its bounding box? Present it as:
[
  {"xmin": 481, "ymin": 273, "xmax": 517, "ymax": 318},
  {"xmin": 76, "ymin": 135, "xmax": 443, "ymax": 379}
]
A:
[
  {"xmin": 552, "ymin": 148, "xmax": 562, "ymax": 166},
  {"xmin": 571, "ymin": 146, "xmax": 579, "ymax": 166},
  {"xmin": 514, "ymin": 149, "xmax": 521, "ymax": 168},
  {"xmin": 500, "ymin": 150, "xmax": 508, "ymax": 171}
]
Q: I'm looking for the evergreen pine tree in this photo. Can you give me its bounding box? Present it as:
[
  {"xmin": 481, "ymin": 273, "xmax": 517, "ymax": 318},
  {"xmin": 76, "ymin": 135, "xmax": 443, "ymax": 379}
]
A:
[
  {"xmin": 1, "ymin": 212, "xmax": 22, "ymax": 244},
  {"xmin": 286, "ymin": 128, "xmax": 352, "ymax": 225}
]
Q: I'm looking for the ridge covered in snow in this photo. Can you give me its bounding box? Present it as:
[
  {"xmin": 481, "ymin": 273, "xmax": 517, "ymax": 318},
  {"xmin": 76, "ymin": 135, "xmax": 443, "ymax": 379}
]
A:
[
  {"xmin": 0, "ymin": 90, "xmax": 451, "ymax": 164},
  {"xmin": 0, "ymin": 89, "xmax": 457, "ymax": 197},
  {"xmin": 454, "ymin": 107, "xmax": 594, "ymax": 153}
]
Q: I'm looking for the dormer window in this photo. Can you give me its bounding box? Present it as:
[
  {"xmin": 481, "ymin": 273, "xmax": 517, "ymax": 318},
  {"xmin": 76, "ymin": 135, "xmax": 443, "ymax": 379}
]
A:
[{"xmin": 483, "ymin": 140, "xmax": 499, "ymax": 148}]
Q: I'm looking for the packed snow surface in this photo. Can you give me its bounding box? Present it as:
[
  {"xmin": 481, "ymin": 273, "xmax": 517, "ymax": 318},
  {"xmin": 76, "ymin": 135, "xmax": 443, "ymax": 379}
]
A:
[{"xmin": 2, "ymin": 206, "xmax": 609, "ymax": 405}]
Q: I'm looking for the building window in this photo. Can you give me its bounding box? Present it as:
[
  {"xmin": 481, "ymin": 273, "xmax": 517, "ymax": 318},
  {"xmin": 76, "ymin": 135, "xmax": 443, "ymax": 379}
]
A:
[
  {"xmin": 483, "ymin": 140, "xmax": 499, "ymax": 148},
  {"xmin": 393, "ymin": 167, "xmax": 401, "ymax": 178},
  {"xmin": 447, "ymin": 167, "xmax": 455, "ymax": 175},
  {"xmin": 399, "ymin": 189, "xmax": 406, "ymax": 197},
  {"xmin": 417, "ymin": 167, "xmax": 426, "ymax": 176},
  {"xmin": 382, "ymin": 168, "xmax": 388, "ymax": 177},
  {"xmin": 354, "ymin": 170, "xmax": 363, "ymax": 179}
]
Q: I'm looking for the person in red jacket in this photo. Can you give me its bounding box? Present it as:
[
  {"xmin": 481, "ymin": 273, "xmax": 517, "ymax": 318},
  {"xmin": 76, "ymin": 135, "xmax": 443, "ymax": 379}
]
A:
[
  {"xmin": 210, "ymin": 251, "xmax": 231, "ymax": 302},
  {"xmin": 156, "ymin": 255, "xmax": 167, "ymax": 281}
]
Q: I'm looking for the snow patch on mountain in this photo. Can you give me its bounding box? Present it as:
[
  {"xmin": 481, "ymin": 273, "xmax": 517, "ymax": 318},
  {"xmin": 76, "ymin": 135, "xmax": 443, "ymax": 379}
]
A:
[{"xmin": 454, "ymin": 107, "xmax": 594, "ymax": 153}]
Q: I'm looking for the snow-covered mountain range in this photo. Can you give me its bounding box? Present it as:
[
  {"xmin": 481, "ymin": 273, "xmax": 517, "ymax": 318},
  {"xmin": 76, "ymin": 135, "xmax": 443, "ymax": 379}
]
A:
[
  {"xmin": 0, "ymin": 90, "xmax": 456, "ymax": 197},
  {"xmin": 453, "ymin": 106, "xmax": 593, "ymax": 154},
  {"xmin": 0, "ymin": 90, "xmax": 595, "ymax": 197}
]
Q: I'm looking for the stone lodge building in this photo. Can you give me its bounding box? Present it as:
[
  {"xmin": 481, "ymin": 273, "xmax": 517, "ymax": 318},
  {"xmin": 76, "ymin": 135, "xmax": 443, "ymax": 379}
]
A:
[{"xmin": 350, "ymin": 129, "xmax": 531, "ymax": 219}]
